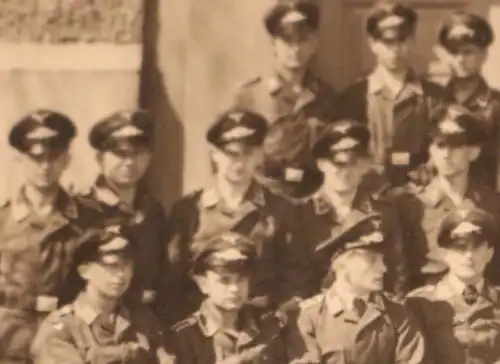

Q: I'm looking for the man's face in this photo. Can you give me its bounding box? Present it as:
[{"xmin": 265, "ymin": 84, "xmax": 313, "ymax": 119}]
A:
[
  {"xmin": 22, "ymin": 150, "xmax": 69, "ymax": 189},
  {"xmin": 442, "ymin": 240, "xmax": 493, "ymax": 282},
  {"xmin": 98, "ymin": 148, "xmax": 151, "ymax": 188},
  {"xmin": 448, "ymin": 44, "xmax": 487, "ymax": 79},
  {"xmin": 343, "ymin": 250, "xmax": 387, "ymax": 293},
  {"xmin": 81, "ymin": 256, "xmax": 134, "ymax": 299},
  {"xmin": 197, "ymin": 270, "xmax": 250, "ymax": 312},
  {"xmin": 318, "ymin": 157, "xmax": 369, "ymax": 193},
  {"xmin": 370, "ymin": 36, "xmax": 414, "ymax": 72},
  {"xmin": 211, "ymin": 146, "xmax": 262, "ymax": 185},
  {"xmin": 430, "ymin": 143, "xmax": 478, "ymax": 178},
  {"xmin": 274, "ymin": 32, "xmax": 318, "ymax": 72}
]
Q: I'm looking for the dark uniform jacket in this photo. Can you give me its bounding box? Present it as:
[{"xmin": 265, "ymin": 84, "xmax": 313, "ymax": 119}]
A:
[
  {"xmin": 172, "ymin": 300, "xmax": 286, "ymax": 364},
  {"xmin": 232, "ymin": 72, "xmax": 338, "ymax": 195},
  {"xmin": 287, "ymin": 290, "xmax": 427, "ymax": 364},
  {"xmin": 445, "ymin": 77, "xmax": 500, "ymax": 190},
  {"xmin": 31, "ymin": 294, "xmax": 174, "ymax": 364},
  {"xmin": 294, "ymin": 176, "xmax": 409, "ymax": 298},
  {"xmin": 397, "ymin": 178, "xmax": 500, "ymax": 288},
  {"xmin": 75, "ymin": 176, "xmax": 167, "ymax": 309},
  {"xmin": 0, "ymin": 187, "xmax": 82, "ymax": 362},
  {"xmin": 407, "ymin": 276, "xmax": 500, "ymax": 364},
  {"xmin": 163, "ymin": 181, "xmax": 306, "ymax": 324},
  {"xmin": 339, "ymin": 69, "xmax": 446, "ymax": 187}
]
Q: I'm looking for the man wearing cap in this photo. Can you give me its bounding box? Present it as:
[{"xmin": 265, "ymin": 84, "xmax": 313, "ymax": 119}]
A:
[
  {"xmin": 398, "ymin": 104, "xmax": 500, "ymax": 288},
  {"xmin": 287, "ymin": 213, "xmax": 427, "ymax": 364},
  {"xmin": 31, "ymin": 227, "xmax": 174, "ymax": 364},
  {"xmin": 232, "ymin": 0, "xmax": 338, "ymax": 200},
  {"xmin": 437, "ymin": 11, "xmax": 500, "ymax": 190},
  {"xmin": 407, "ymin": 207, "xmax": 500, "ymax": 364},
  {"xmin": 294, "ymin": 119, "xmax": 408, "ymax": 298},
  {"xmin": 171, "ymin": 232, "xmax": 286, "ymax": 364},
  {"xmin": 0, "ymin": 109, "xmax": 83, "ymax": 364},
  {"xmin": 340, "ymin": 1, "xmax": 445, "ymax": 187},
  {"xmin": 164, "ymin": 110, "xmax": 306, "ymax": 325},
  {"xmin": 76, "ymin": 110, "xmax": 167, "ymax": 311}
]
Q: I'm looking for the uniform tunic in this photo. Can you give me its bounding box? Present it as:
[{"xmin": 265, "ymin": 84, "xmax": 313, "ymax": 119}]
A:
[
  {"xmin": 445, "ymin": 77, "xmax": 500, "ymax": 190},
  {"xmin": 0, "ymin": 187, "xmax": 82, "ymax": 363},
  {"xmin": 294, "ymin": 176, "xmax": 409, "ymax": 298},
  {"xmin": 172, "ymin": 301, "xmax": 286, "ymax": 364},
  {"xmin": 31, "ymin": 294, "xmax": 174, "ymax": 364},
  {"xmin": 287, "ymin": 290, "xmax": 427, "ymax": 364},
  {"xmin": 339, "ymin": 69, "xmax": 445, "ymax": 187},
  {"xmin": 397, "ymin": 178, "xmax": 500, "ymax": 288},
  {"xmin": 76, "ymin": 176, "xmax": 167, "ymax": 309},
  {"xmin": 163, "ymin": 181, "xmax": 306, "ymax": 324},
  {"xmin": 407, "ymin": 276, "xmax": 500, "ymax": 364},
  {"xmin": 232, "ymin": 72, "xmax": 338, "ymax": 196}
]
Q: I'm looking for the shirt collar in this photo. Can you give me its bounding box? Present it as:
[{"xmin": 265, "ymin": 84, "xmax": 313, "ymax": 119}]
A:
[
  {"xmin": 196, "ymin": 300, "xmax": 259, "ymax": 339},
  {"xmin": 311, "ymin": 187, "xmax": 373, "ymax": 216},
  {"xmin": 92, "ymin": 175, "xmax": 150, "ymax": 211},
  {"xmin": 268, "ymin": 70, "xmax": 320, "ymax": 96},
  {"xmin": 200, "ymin": 181, "xmax": 266, "ymax": 209},
  {"xmin": 446, "ymin": 76, "xmax": 491, "ymax": 108},
  {"xmin": 325, "ymin": 284, "xmax": 375, "ymax": 316},
  {"xmin": 73, "ymin": 293, "xmax": 131, "ymax": 327},
  {"xmin": 436, "ymin": 274, "xmax": 485, "ymax": 300},
  {"xmin": 421, "ymin": 177, "xmax": 479, "ymax": 208},
  {"xmin": 10, "ymin": 185, "xmax": 77, "ymax": 222},
  {"xmin": 368, "ymin": 67, "xmax": 423, "ymax": 96}
]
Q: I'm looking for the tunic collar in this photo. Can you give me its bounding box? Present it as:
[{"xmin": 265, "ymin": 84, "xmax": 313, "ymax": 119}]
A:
[
  {"xmin": 201, "ymin": 181, "xmax": 266, "ymax": 209},
  {"xmin": 368, "ymin": 67, "xmax": 423, "ymax": 96}
]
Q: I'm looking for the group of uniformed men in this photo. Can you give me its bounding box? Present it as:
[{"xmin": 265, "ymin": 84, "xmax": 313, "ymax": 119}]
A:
[{"xmin": 4, "ymin": 0, "xmax": 500, "ymax": 363}]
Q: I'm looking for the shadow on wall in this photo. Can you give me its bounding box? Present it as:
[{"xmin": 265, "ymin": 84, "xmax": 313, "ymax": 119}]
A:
[{"xmin": 140, "ymin": 0, "xmax": 185, "ymax": 209}]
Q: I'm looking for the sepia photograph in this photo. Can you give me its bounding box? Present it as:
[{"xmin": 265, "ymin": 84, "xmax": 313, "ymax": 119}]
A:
[{"xmin": 2, "ymin": 0, "xmax": 500, "ymax": 363}]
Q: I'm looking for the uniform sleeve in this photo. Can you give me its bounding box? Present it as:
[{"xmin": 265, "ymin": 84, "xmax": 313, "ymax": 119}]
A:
[
  {"xmin": 381, "ymin": 201, "xmax": 410, "ymax": 298},
  {"xmin": 393, "ymin": 304, "xmax": 430, "ymax": 364},
  {"xmin": 31, "ymin": 319, "xmax": 85, "ymax": 364},
  {"xmin": 273, "ymin": 202, "xmax": 315, "ymax": 303},
  {"xmin": 285, "ymin": 310, "xmax": 321, "ymax": 364},
  {"xmin": 161, "ymin": 198, "xmax": 197, "ymax": 325}
]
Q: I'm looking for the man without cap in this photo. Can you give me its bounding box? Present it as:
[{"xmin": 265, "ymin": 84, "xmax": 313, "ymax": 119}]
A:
[
  {"xmin": 340, "ymin": 1, "xmax": 445, "ymax": 188},
  {"xmin": 232, "ymin": 0, "xmax": 338, "ymax": 200},
  {"xmin": 0, "ymin": 109, "xmax": 83, "ymax": 364},
  {"xmin": 75, "ymin": 110, "xmax": 167, "ymax": 313},
  {"xmin": 286, "ymin": 213, "xmax": 427, "ymax": 364},
  {"xmin": 407, "ymin": 207, "xmax": 500, "ymax": 364},
  {"xmin": 398, "ymin": 104, "xmax": 500, "ymax": 288},
  {"xmin": 171, "ymin": 232, "xmax": 286, "ymax": 364},
  {"xmin": 293, "ymin": 119, "xmax": 409, "ymax": 298},
  {"xmin": 31, "ymin": 227, "xmax": 174, "ymax": 364},
  {"xmin": 164, "ymin": 110, "xmax": 306, "ymax": 325},
  {"xmin": 437, "ymin": 11, "xmax": 500, "ymax": 190}
]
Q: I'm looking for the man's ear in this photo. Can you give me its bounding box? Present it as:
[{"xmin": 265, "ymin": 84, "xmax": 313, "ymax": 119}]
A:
[
  {"xmin": 77, "ymin": 263, "xmax": 91, "ymax": 280},
  {"xmin": 468, "ymin": 146, "xmax": 481, "ymax": 162}
]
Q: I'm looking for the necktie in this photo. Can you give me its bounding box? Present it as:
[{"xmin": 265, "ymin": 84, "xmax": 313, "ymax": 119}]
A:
[
  {"xmin": 463, "ymin": 285, "xmax": 479, "ymax": 305},
  {"xmin": 352, "ymin": 298, "xmax": 367, "ymax": 318}
]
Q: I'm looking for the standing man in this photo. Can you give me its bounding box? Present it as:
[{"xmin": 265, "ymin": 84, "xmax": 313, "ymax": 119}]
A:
[
  {"xmin": 287, "ymin": 213, "xmax": 427, "ymax": 364},
  {"xmin": 164, "ymin": 110, "xmax": 306, "ymax": 325},
  {"xmin": 294, "ymin": 119, "xmax": 408, "ymax": 298},
  {"xmin": 0, "ymin": 109, "xmax": 81, "ymax": 363},
  {"xmin": 438, "ymin": 11, "xmax": 500, "ymax": 190},
  {"xmin": 232, "ymin": 0, "xmax": 338, "ymax": 199},
  {"xmin": 76, "ymin": 110, "xmax": 167, "ymax": 311},
  {"xmin": 398, "ymin": 104, "xmax": 500, "ymax": 288},
  {"xmin": 172, "ymin": 232, "xmax": 286, "ymax": 364},
  {"xmin": 407, "ymin": 207, "xmax": 500, "ymax": 364},
  {"xmin": 32, "ymin": 227, "xmax": 174, "ymax": 364},
  {"xmin": 340, "ymin": 1, "xmax": 445, "ymax": 187}
]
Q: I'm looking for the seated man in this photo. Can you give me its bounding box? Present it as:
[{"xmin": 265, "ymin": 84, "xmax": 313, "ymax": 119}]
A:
[
  {"xmin": 397, "ymin": 104, "xmax": 500, "ymax": 288},
  {"xmin": 31, "ymin": 227, "xmax": 173, "ymax": 364},
  {"xmin": 407, "ymin": 207, "xmax": 500, "ymax": 364},
  {"xmin": 294, "ymin": 119, "xmax": 408, "ymax": 297},
  {"xmin": 171, "ymin": 232, "xmax": 286, "ymax": 364},
  {"xmin": 287, "ymin": 213, "xmax": 427, "ymax": 364}
]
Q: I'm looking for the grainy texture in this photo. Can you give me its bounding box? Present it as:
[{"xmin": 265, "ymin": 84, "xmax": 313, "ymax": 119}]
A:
[{"xmin": 0, "ymin": 0, "xmax": 143, "ymax": 43}]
